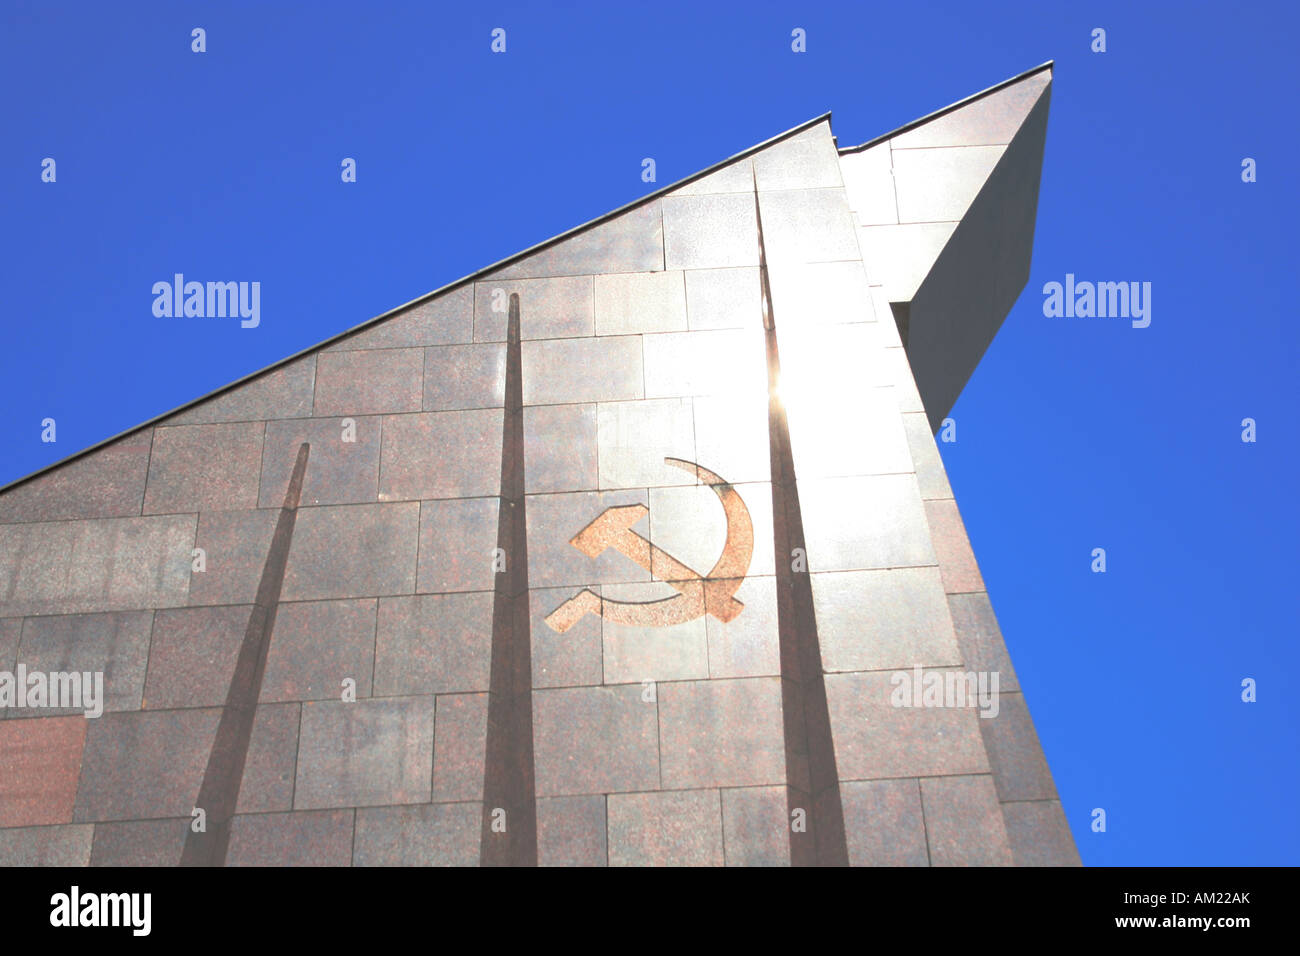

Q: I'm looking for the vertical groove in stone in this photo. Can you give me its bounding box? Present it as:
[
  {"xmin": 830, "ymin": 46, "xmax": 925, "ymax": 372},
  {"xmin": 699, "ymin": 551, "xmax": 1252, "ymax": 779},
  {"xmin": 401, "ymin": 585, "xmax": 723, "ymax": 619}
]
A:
[
  {"xmin": 753, "ymin": 181, "xmax": 850, "ymax": 867},
  {"xmin": 180, "ymin": 441, "xmax": 310, "ymax": 867},
  {"xmin": 480, "ymin": 293, "xmax": 538, "ymax": 866}
]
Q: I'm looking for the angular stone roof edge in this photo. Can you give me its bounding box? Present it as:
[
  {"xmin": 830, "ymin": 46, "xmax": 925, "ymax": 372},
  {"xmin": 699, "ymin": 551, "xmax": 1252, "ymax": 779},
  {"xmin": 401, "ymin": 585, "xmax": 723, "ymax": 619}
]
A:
[
  {"xmin": 2, "ymin": 110, "xmax": 835, "ymax": 496},
  {"xmin": 837, "ymin": 60, "xmax": 1054, "ymax": 154}
]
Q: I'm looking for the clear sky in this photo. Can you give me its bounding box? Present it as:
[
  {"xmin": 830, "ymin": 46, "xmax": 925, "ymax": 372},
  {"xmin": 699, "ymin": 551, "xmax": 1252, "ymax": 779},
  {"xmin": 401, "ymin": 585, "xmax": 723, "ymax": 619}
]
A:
[{"xmin": 2, "ymin": 1, "xmax": 1295, "ymax": 865}]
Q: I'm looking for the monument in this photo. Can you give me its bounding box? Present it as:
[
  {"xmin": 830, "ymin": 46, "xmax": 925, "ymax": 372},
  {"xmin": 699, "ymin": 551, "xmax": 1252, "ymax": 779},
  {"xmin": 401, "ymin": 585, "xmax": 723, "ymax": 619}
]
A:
[{"xmin": 0, "ymin": 62, "xmax": 1078, "ymax": 866}]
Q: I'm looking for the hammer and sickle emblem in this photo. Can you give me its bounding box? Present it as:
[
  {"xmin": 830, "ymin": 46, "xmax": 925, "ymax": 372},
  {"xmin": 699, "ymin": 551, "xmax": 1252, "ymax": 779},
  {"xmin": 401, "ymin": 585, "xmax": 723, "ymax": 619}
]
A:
[{"xmin": 544, "ymin": 458, "xmax": 753, "ymax": 632}]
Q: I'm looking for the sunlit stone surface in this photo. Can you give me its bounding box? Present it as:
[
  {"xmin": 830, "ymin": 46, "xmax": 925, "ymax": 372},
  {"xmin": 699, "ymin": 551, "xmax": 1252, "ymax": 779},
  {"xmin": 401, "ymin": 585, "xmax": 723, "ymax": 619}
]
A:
[{"xmin": 0, "ymin": 64, "xmax": 1078, "ymax": 867}]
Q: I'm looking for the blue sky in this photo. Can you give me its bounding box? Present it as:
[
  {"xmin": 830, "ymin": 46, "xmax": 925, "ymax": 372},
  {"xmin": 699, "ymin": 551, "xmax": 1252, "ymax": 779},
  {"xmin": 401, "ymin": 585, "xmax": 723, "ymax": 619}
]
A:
[{"xmin": 2, "ymin": 1, "xmax": 1295, "ymax": 865}]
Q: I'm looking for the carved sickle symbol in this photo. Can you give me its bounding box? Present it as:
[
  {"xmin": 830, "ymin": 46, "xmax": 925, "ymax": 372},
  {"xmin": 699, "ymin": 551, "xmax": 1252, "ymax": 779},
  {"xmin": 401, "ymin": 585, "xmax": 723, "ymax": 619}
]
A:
[{"xmin": 544, "ymin": 458, "xmax": 753, "ymax": 633}]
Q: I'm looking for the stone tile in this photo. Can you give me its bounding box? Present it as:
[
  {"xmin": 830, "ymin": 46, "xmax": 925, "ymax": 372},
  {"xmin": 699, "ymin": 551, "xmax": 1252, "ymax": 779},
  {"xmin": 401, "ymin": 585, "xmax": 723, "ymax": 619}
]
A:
[
  {"xmin": 524, "ymin": 404, "xmax": 598, "ymax": 494},
  {"xmin": 263, "ymin": 599, "xmax": 376, "ymax": 703},
  {"xmin": 880, "ymin": 347, "xmax": 925, "ymax": 413},
  {"xmin": 722, "ymin": 786, "xmax": 788, "ymax": 866},
  {"xmin": 841, "ymin": 778, "xmax": 929, "ymax": 866},
  {"xmin": 432, "ymin": 692, "xmax": 487, "ymax": 802},
  {"xmin": 756, "ymin": 188, "xmax": 860, "ymax": 266},
  {"xmin": 531, "ymin": 586, "xmax": 603, "ymax": 689},
  {"xmin": 72, "ymin": 705, "xmax": 295, "ymax": 821},
  {"xmin": 473, "ymin": 275, "xmax": 594, "ymax": 341},
  {"xmin": 144, "ymin": 605, "xmax": 250, "ymax": 709},
  {"xmin": 692, "ymin": 393, "xmax": 772, "ymax": 486},
  {"xmin": 869, "ymin": 284, "xmax": 906, "ymax": 347},
  {"xmin": 0, "ymin": 514, "xmax": 194, "ymax": 618},
  {"xmin": 858, "ymin": 222, "xmax": 958, "ymax": 302},
  {"xmin": 416, "ymin": 497, "xmax": 499, "ymax": 594},
  {"xmin": 596, "ymin": 399, "xmax": 696, "ymax": 490},
  {"xmin": 533, "ymin": 684, "xmax": 659, "ymax": 796},
  {"xmin": 754, "ymin": 122, "xmax": 842, "ymax": 191},
  {"xmin": 73, "ymin": 708, "xmax": 212, "ymax": 821},
  {"xmin": 379, "ymin": 409, "xmax": 502, "ymax": 501},
  {"xmin": 526, "ymin": 489, "xmax": 651, "ymax": 590},
  {"xmin": 786, "ymin": 379, "xmax": 912, "ymax": 482},
  {"xmin": 89, "ymin": 818, "xmax": 189, "ymax": 866},
  {"xmin": 892, "ymin": 145, "xmax": 1003, "ymax": 223},
  {"xmin": 650, "ymin": 470, "xmax": 769, "ymax": 567},
  {"xmin": 227, "ymin": 809, "xmax": 354, "ymax": 866},
  {"xmin": 281, "ymin": 502, "xmax": 419, "ymax": 601},
  {"xmin": 889, "ymin": 71, "xmax": 1051, "ymax": 149},
  {"xmin": 521, "ymin": 336, "xmax": 644, "ymax": 406},
  {"xmin": 0, "ymin": 717, "xmax": 86, "ymax": 827},
  {"xmin": 0, "ymin": 824, "xmax": 94, "ymax": 865},
  {"xmin": 422, "ymin": 343, "xmax": 506, "ymax": 412},
  {"xmin": 489, "ymin": 200, "xmax": 664, "ymax": 279},
  {"xmin": 925, "ymin": 498, "xmax": 985, "ymax": 593},
  {"xmin": 600, "ymin": 581, "xmax": 708, "ymax": 684},
  {"xmin": 659, "ymin": 678, "xmax": 785, "ymax": 789},
  {"xmin": 643, "ymin": 327, "xmax": 768, "ymax": 400},
  {"xmin": 326, "ymin": 285, "xmax": 474, "ymax": 351},
  {"xmin": 259, "ymin": 416, "xmax": 381, "ymax": 507},
  {"xmin": 313, "ymin": 348, "xmax": 424, "ymax": 417},
  {"xmin": 237, "ymin": 702, "xmax": 302, "ymax": 814},
  {"xmin": 374, "ymin": 593, "xmax": 493, "ymax": 696},
  {"xmin": 0, "ymin": 430, "xmax": 152, "ymax": 523},
  {"xmin": 811, "ymin": 567, "xmax": 962, "ymax": 673},
  {"xmin": 594, "ymin": 270, "xmax": 687, "ymax": 334},
  {"xmin": 765, "ymin": 259, "xmax": 875, "ymax": 326},
  {"xmin": 143, "ymin": 422, "xmax": 264, "ymax": 514},
  {"xmin": 904, "ymin": 412, "xmax": 953, "ymax": 500},
  {"xmin": 0, "ymin": 618, "xmax": 19, "ymax": 668},
  {"xmin": 839, "ymin": 141, "xmax": 898, "ymax": 226},
  {"xmin": 169, "ymin": 355, "xmax": 316, "ymax": 425},
  {"xmin": 920, "ymin": 774, "xmax": 1013, "ymax": 866},
  {"xmin": 607, "ymin": 789, "xmax": 723, "ymax": 866},
  {"xmin": 797, "ymin": 474, "xmax": 936, "ymax": 572},
  {"xmin": 188, "ymin": 508, "xmax": 277, "ymax": 606},
  {"xmin": 353, "ymin": 802, "xmax": 480, "ymax": 866},
  {"xmin": 774, "ymin": 326, "xmax": 889, "ymax": 451},
  {"xmin": 12, "ymin": 611, "xmax": 152, "ymax": 716},
  {"xmin": 981, "ymin": 692, "xmax": 1057, "ymax": 802},
  {"xmin": 705, "ymin": 575, "xmax": 780, "ymax": 679},
  {"xmin": 294, "ymin": 697, "xmax": 435, "ymax": 809},
  {"xmin": 648, "ymin": 479, "xmax": 775, "ymax": 580},
  {"xmin": 684, "ymin": 266, "xmax": 762, "ymax": 330},
  {"xmin": 663, "ymin": 193, "xmax": 759, "ymax": 270},
  {"xmin": 1003, "ymin": 799, "xmax": 1080, "ymax": 866},
  {"xmin": 670, "ymin": 157, "xmax": 753, "ymax": 196},
  {"xmin": 537, "ymin": 794, "xmax": 606, "ymax": 866},
  {"xmin": 950, "ymin": 595, "xmax": 1018, "ymax": 697},
  {"xmin": 825, "ymin": 670, "xmax": 989, "ymax": 780}
]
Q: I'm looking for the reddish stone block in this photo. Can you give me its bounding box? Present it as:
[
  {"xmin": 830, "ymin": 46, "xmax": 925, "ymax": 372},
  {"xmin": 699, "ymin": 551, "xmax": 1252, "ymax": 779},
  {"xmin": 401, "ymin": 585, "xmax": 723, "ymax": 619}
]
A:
[
  {"xmin": 314, "ymin": 348, "xmax": 424, "ymax": 417},
  {"xmin": 432, "ymin": 692, "xmax": 488, "ymax": 803},
  {"xmin": 533, "ymin": 684, "xmax": 659, "ymax": 797},
  {"xmin": 0, "ymin": 430, "xmax": 153, "ymax": 523},
  {"xmin": 226, "ymin": 809, "xmax": 355, "ymax": 866},
  {"xmin": 0, "ymin": 716, "xmax": 87, "ymax": 827},
  {"xmin": 379, "ymin": 410, "xmax": 502, "ymax": 501},
  {"xmin": 925, "ymin": 497, "xmax": 985, "ymax": 594},
  {"xmin": 658, "ymin": 677, "xmax": 786, "ymax": 789},
  {"xmin": 537, "ymin": 795, "xmax": 606, "ymax": 867},
  {"xmin": 607, "ymin": 789, "xmax": 723, "ymax": 866},
  {"xmin": 920, "ymin": 774, "xmax": 1013, "ymax": 866},
  {"xmin": 143, "ymin": 422, "xmax": 265, "ymax": 514}
]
